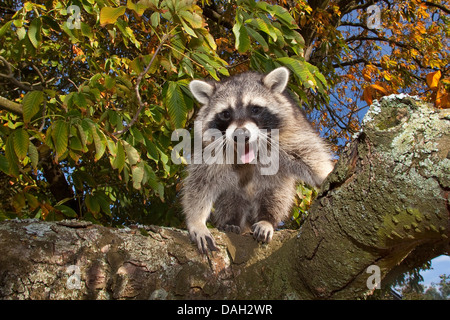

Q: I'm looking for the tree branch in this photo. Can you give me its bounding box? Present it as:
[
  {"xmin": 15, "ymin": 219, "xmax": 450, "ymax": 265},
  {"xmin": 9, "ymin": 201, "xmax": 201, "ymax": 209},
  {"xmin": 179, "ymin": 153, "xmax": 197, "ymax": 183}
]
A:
[
  {"xmin": 0, "ymin": 95, "xmax": 448, "ymax": 300},
  {"xmin": 423, "ymin": 1, "xmax": 450, "ymax": 15},
  {"xmin": 346, "ymin": 35, "xmax": 421, "ymax": 52},
  {"xmin": 0, "ymin": 56, "xmax": 44, "ymax": 91},
  {"xmin": 0, "ymin": 95, "xmax": 23, "ymax": 115},
  {"xmin": 114, "ymin": 34, "xmax": 170, "ymax": 136},
  {"xmin": 201, "ymin": 3, "xmax": 234, "ymax": 30}
]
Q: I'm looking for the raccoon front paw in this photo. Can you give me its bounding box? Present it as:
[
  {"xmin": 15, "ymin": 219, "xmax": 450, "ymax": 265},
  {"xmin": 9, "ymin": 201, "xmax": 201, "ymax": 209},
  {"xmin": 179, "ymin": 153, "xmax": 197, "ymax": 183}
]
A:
[
  {"xmin": 219, "ymin": 224, "xmax": 241, "ymax": 234},
  {"xmin": 251, "ymin": 221, "xmax": 274, "ymax": 243},
  {"xmin": 188, "ymin": 225, "xmax": 219, "ymax": 254}
]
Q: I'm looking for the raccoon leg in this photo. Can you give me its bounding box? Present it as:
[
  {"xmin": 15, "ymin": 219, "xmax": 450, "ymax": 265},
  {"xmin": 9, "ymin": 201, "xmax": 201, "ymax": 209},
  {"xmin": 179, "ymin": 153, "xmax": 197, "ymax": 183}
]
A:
[
  {"xmin": 285, "ymin": 151, "xmax": 334, "ymax": 188},
  {"xmin": 251, "ymin": 181, "xmax": 296, "ymax": 243},
  {"xmin": 285, "ymin": 136, "xmax": 334, "ymax": 187},
  {"xmin": 212, "ymin": 191, "xmax": 251, "ymax": 234},
  {"xmin": 184, "ymin": 205, "xmax": 218, "ymax": 254},
  {"xmin": 182, "ymin": 169, "xmax": 220, "ymax": 254}
]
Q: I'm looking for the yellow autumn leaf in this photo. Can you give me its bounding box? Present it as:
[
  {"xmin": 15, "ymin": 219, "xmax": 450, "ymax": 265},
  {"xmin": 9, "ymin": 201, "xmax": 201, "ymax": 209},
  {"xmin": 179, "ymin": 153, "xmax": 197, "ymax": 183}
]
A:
[
  {"xmin": 426, "ymin": 70, "xmax": 441, "ymax": 89},
  {"xmin": 100, "ymin": 6, "xmax": 126, "ymax": 26},
  {"xmin": 383, "ymin": 72, "xmax": 393, "ymax": 81}
]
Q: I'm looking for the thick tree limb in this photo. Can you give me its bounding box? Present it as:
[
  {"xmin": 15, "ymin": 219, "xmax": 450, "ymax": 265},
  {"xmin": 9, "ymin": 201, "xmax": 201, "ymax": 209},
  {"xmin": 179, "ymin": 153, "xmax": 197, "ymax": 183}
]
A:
[
  {"xmin": 0, "ymin": 95, "xmax": 448, "ymax": 299},
  {"xmin": 0, "ymin": 95, "xmax": 23, "ymax": 115}
]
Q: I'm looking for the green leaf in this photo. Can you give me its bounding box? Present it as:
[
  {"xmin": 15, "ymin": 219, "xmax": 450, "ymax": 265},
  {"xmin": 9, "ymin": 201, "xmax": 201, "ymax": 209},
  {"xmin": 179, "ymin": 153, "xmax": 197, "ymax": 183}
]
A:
[
  {"xmin": 277, "ymin": 57, "xmax": 310, "ymax": 82},
  {"xmin": 55, "ymin": 205, "xmax": 77, "ymax": 218},
  {"xmin": 69, "ymin": 135, "xmax": 83, "ymax": 151},
  {"xmin": 13, "ymin": 128, "xmax": 29, "ymax": 160},
  {"xmin": 28, "ymin": 18, "xmax": 42, "ymax": 48},
  {"xmin": 100, "ymin": 6, "xmax": 126, "ymax": 25},
  {"xmin": 85, "ymin": 194, "xmax": 100, "ymax": 214},
  {"xmin": 233, "ymin": 23, "xmax": 250, "ymax": 53},
  {"xmin": 165, "ymin": 81, "xmax": 187, "ymax": 129},
  {"xmin": 12, "ymin": 192, "xmax": 26, "ymax": 212},
  {"xmin": 270, "ymin": 4, "xmax": 297, "ymax": 28},
  {"xmin": 96, "ymin": 193, "xmax": 112, "ymax": 216},
  {"xmin": 245, "ymin": 26, "xmax": 269, "ymax": 51},
  {"xmin": 76, "ymin": 124, "xmax": 88, "ymax": 151},
  {"xmin": 80, "ymin": 22, "xmax": 93, "ymax": 39},
  {"xmin": 127, "ymin": 0, "xmax": 147, "ymax": 15},
  {"xmin": 130, "ymin": 126, "xmax": 144, "ymax": 143},
  {"xmin": 22, "ymin": 91, "xmax": 43, "ymax": 124},
  {"xmin": 150, "ymin": 12, "xmax": 160, "ymax": 27},
  {"xmin": 0, "ymin": 155, "xmax": 9, "ymax": 174},
  {"xmin": 145, "ymin": 138, "xmax": 159, "ymax": 162},
  {"xmin": 16, "ymin": 27, "xmax": 26, "ymax": 40},
  {"xmin": 51, "ymin": 120, "xmax": 69, "ymax": 159},
  {"xmin": 250, "ymin": 18, "xmax": 271, "ymax": 38},
  {"xmin": 179, "ymin": 10, "xmax": 203, "ymax": 28},
  {"xmin": 28, "ymin": 143, "xmax": 39, "ymax": 169},
  {"xmin": 0, "ymin": 20, "xmax": 13, "ymax": 38},
  {"xmin": 5, "ymin": 136, "xmax": 19, "ymax": 177},
  {"xmin": 90, "ymin": 125, "xmax": 107, "ymax": 161},
  {"xmin": 131, "ymin": 163, "xmax": 144, "ymax": 190},
  {"xmin": 24, "ymin": 192, "xmax": 39, "ymax": 210},
  {"xmin": 180, "ymin": 19, "xmax": 197, "ymax": 38},
  {"xmin": 73, "ymin": 92, "xmax": 87, "ymax": 108},
  {"xmin": 123, "ymin": 141, "xmax": 140, "ymax": 166},
  {"xmin": 144, "ymin": 163, "xmax": 164, "ymax": 197},
  {"xmin": 112, "ymin": 141, "xmax": 125, "ymax": 173}
]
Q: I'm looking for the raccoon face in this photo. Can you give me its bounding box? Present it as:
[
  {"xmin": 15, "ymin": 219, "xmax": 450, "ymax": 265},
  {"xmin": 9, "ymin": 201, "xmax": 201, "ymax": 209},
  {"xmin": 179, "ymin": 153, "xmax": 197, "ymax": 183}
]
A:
[{"xmin": 189, "ymin": 67, "xmax": 290, "ymax": 164}]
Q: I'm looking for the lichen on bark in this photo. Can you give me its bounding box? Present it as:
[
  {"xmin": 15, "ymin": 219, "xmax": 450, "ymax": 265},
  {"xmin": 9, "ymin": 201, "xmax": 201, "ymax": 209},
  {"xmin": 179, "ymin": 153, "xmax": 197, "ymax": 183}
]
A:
[{"xmin": 294, "ymin": 95, "xmax": 449, "ymax": 298}]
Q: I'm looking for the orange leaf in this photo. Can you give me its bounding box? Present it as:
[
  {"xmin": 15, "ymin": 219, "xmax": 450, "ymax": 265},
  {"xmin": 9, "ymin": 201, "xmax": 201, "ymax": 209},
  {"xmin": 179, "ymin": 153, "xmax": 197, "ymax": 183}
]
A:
[
  {"xmin": 362, "ymin": 86, "xmax": 373, "ymax": 105},
  {"xmin": 435, "ymin": 91, "xmax": 450, "ymax": 109},
  {"xmin": 426, "ymin": 70, "xmax": 441, "ymax": 89},
  {"xmin": 368, "ymin": 83, "xmax": 388, "ymax": 94},
  {"xmin": 362, "ymin": 83, "xmax": 390, "ymax": 105},
  {"xmin": 362, "ymin": 65, "xmax": 376, "ymax": 82}
]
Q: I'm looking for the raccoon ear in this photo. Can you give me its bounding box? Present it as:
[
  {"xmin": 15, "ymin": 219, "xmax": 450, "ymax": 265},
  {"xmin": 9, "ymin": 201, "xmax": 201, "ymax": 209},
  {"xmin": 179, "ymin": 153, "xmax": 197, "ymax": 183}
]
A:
[
  {"xmin": 263, "ymin": 67, "xmax": 289, "ymax": 93},
  {"xmin": 189, "ymin": 80, "xmax": 214, "ymax": 104}
]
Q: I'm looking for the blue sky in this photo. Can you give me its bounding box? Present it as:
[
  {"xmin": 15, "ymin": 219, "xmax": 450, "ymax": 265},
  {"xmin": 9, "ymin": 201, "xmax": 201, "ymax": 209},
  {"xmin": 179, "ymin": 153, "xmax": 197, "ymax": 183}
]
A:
[{"xmin": 421, "ymin": 255, "xmax": 450, "ymax": 288}]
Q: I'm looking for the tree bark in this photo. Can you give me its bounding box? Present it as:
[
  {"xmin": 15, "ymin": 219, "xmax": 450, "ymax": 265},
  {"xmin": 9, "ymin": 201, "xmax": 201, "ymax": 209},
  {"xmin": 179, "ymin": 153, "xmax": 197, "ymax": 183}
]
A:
[{"xmin": 0, "ymin": 95, "xmax": 449, "ymax": 300}]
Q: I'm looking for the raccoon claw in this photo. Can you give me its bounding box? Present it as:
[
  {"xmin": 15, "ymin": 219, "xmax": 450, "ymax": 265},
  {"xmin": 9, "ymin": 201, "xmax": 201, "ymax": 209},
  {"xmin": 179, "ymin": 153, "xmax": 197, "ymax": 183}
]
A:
[
  {"xmin": 251, "ymin": 221, "xmax": 274, "ymax": 243},
  {"xmin": 189, "ymin": 228, "xmax": 218, "ymax": 254}
]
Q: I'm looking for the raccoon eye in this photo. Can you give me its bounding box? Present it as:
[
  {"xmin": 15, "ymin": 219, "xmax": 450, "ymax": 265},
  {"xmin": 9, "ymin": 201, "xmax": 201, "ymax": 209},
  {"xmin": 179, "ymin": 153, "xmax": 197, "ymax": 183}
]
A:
[
  {"xmin": 218, "ymin": 110, "xmax": 231, "ymax": 121},
  {"xmin": 251, "ymin": 106, "xmax": 263, "ymax": 115}
]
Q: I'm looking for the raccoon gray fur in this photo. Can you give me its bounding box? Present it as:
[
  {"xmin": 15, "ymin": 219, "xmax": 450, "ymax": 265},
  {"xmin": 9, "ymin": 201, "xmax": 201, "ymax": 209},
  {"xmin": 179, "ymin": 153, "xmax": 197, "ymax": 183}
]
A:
[{"xmin": 182, "ymin": 67, "xmax": 334, "ymax": 253}]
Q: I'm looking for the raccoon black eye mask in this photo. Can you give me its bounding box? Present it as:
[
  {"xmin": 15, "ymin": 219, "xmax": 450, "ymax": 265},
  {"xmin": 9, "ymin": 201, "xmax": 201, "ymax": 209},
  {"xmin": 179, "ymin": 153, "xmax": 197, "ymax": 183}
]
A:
[{"xmin": 182, "ymin": 67, "xmax": 334, "ymax": 254}]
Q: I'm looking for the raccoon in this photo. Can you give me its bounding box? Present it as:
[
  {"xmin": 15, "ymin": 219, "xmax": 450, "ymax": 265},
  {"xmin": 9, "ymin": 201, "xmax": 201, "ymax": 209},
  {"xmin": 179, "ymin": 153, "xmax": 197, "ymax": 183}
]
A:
[{"xmin": 182, "ymin": 67, "xmax": 334, "ymax": 253}]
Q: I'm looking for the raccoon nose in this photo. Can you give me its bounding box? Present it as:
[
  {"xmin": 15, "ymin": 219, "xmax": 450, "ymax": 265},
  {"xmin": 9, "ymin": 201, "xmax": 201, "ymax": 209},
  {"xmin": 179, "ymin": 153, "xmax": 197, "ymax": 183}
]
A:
[{"xmin": 233, "ymin": 128, "xmax": 251, "ymax": 143}]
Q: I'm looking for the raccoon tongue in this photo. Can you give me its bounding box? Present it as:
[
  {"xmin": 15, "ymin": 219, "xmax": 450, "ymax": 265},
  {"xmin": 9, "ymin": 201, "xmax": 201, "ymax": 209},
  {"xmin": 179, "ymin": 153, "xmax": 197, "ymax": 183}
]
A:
[{"xmin": 240, "ymin": 145, "xmax": 255, "ymax": 164}]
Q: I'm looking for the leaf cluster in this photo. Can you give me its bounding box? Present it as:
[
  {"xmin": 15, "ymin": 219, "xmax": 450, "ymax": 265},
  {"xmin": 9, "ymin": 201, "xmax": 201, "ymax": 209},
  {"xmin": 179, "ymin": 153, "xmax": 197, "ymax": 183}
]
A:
[{"xmin": 0, "ymin": 0, "xmax": 328, "ymax": 226}]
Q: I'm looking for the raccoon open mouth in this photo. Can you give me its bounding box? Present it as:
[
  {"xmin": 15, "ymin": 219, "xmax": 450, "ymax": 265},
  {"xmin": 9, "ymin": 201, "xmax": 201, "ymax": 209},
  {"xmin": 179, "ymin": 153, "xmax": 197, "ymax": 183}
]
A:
[{"xmin": 236, "ymin": 142, "xmax": 255, "ymax": 164}]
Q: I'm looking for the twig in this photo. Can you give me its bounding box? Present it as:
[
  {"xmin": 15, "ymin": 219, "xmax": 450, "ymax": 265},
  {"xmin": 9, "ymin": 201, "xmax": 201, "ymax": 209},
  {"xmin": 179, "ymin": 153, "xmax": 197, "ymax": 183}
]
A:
[
  {"xmin": 114, "ymin": 34, "xmax": 170, "ymax": 136},
  {"xmin": 0, "ymin": 56, "xmax": 44, "ymax": 91},
  {"xmin": 67, "ymin": 78, "xmax": 79, "ymax": 91}
]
